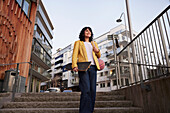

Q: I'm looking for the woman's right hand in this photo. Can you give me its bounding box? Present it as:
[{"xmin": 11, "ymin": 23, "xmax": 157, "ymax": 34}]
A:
[{"xmin": 73, "ymin": 67, "xmax": 78, "ymax": 72}]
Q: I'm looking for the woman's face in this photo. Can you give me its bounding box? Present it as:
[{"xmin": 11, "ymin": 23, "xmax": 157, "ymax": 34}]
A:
[{"xmin": 84, "ymin": 28, "xmax": 91, "ymax": 38}]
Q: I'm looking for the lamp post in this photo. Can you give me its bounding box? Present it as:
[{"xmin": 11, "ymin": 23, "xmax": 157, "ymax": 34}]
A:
[
  {"xmin": 116, "ymin": 12, "xmax": 128, "ymax": 38},
  {"xmin": 125, "ymin": 0, "xmax": 139, "ymax": 82},
  {"xmin": 116, "ymin": 12, "xmax": 134, "ymax": 84}
]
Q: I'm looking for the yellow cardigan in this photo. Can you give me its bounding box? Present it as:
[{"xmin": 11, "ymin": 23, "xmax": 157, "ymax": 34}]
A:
[{"xmin": 72, "ymin": 40, "xmax": 101, "ymax": 70}]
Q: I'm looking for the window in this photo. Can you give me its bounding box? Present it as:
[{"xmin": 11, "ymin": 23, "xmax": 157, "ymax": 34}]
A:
[
  {"xmin": 23, "ymin": 0, "xmax": 31, "ymax": 16},
  {"xmin": 100, "ymin": 84, "xmax": 102, "ymax": 88},
  {"xmin": 113, "ymin": 80, "xmax": 117, "ymax": 86},
  {"xmin": 16, "ymin": 0, "xmax": 23, "ymax": 6},
  {"xmin": 121, "ymin": 78, "xmax": 124, "ymax": 86},
  {"xmin": 100, "ymin": 72, "xmax": 103, "ymax": 76},
  {"xmin": 125, "ymin": 79, "xmax": 129, "ymax": 86},
  {"xmin": 16, "ymin": 0, "xmax": 31, "ymax": 17},
  {"xmin": 34, "ymin": 25, "xmax": 37, "ymax": 30},
  {"xmin": 104, "ymin": 71, "xmax": 108, "ymax": 76},
  {"xmin": 100, "ymin": 83, "xmax": 105, "ymax": 88},
  {"xmin": 103, "ymin": 83, "xmax": 105, "ymax": 87},
  {"xmin": 107, "ymin": 82, "xmax": 110, "ymax": 87}
]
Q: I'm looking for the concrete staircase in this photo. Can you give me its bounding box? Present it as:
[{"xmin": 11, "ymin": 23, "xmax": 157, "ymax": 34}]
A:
[{"xmin": 0, "ymin": 91, "xmax": 143, "ymax": 113}]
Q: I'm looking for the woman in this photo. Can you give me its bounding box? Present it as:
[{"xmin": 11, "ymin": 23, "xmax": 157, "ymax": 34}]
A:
[{"xmin": 72, "ymin": 27, "xmax": 101, "ymax": 113}]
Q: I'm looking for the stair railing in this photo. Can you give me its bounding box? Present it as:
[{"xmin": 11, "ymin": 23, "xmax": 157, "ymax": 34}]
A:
[{"xmin": 115, "ymin": 5, "xmax": 170, "ymax": 89}]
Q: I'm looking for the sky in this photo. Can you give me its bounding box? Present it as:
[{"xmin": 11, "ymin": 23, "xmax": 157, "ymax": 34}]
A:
[{"xmin": 41, "ymin": 0, "xmax": 170, "ymax": 54}]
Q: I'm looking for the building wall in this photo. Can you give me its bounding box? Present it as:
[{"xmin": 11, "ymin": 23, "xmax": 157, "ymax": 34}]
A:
[
  {"xmin": 31, "ymin": 0, "xmax": 54, "ymax": 92},
  {"xmin": 0, "ymin": 0, "xmax": 38, "ymax": 86}
]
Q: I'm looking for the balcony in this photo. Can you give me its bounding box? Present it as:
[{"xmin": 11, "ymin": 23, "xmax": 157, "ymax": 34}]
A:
[
  {"xmin": 47, "ymin": 69, "xmax": 52, "ymax": 73},
  {"xmin": 35, "ymin": 17, "xmax": 52, "ymax": 45},
  {"xmin": 31, "ymin": 51, "xmax": 51, "ymax": 70},
  {"xmin": 72, "ymin": 72, "xmax": 78, "ymax": 77},
  {"xmin": 30, "ymin": 69, "xmax": 49, "ymax": 82},
  {"xmin": 33, "ymin": 31, "xmax": 52, "ymax": 56},
  {"xmin": 54, "ymin": 63, "xmax": 63, "ymax": 69},
  {"xmin": 54, "ymin": 69, "xmax": 63, "ymax": 74},
  {"xmin": 37, "ymin": 5, "xmax": 53, "ymax": 37},
  {"xmin": 107, "ymin": 73, "xmax": 117, "ymax": 79},
  {"xmin": 71, "ymin": 80, "xmax": 79, "ymax": 85},
  {"xmin": 118, "ymin": 48, "xmax": 132, "ymax": 57},
  {"xmin": 55, "ymin": 57, "xmax": 63, "ymax": 63},
  {"xmin": 106, "ymin": 45, "xmax": 113, "ymax": 50},
  {"xmin": 106, "ymin": 62, "xmax": 116, "ymax": 69},
  {"xmin": 119, "ymin": 36, "xmax": 129, "ymax": 45}
]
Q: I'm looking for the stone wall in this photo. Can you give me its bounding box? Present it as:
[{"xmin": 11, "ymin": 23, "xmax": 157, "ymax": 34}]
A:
[{"xmin": 118, "ymin": 76, "xmax": 170, "ymax": 113}]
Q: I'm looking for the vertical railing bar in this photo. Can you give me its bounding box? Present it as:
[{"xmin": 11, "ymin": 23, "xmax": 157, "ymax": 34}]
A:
[
  {"xmin": 138, "ymin": 35, "xmax": 147, "ymax": 80},
  {"xmin": 151, "ymin": 24, "xmax": 163, "ymax": 75},
  {"xmin": 161, "ymin": 14, "xmax": 170, "ymax": 74},
  {"xmin": 162, "ymin": 15, "xmax": 170, "ymax": 49},
  {"xmin": 148, "ymin": 26, "xmax": 158, "ymax": 77},
  {"xmin": 146, "ymin": 27, "xmax": 155, "ymax": 77},
  {"xmin": 136, "ymin": 37, "xmax": 143, "ymax": 82},
  {"xmin": 157, "ymin": 18, "xmax": 170, "ymax": 74},
  {"xmin": 165, "ymin": 11, "xmax": 170, "ymax": 27},
  {"xmin": 12, "ymin": 63, "xmax": 19, "ymax": 101},
  {"xmin": 155, "ymin": 21, "xmax": 166, "ymax": 74},
  {"xmin": 134, "ymin": 41, "xmax": 139, "ymax": 83},
  {"xmin": 143, "ymin": 31, "xmax": 153, "ymax": 78},
  {"xmin": 145, "ymin": 29, "xmax": 155, "ymax": 78},
  {"xmin": 141, "ymin": 33, "xmax": 151, "ymax": 79}
]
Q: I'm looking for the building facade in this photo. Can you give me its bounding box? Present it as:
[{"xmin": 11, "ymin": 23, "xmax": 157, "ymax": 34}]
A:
[
  {"xmin": 0, "ymin": 0, "xmax": 38, "ymax": 92},
  {"xmin": 51, "ymin": 24, "xmax": 137, "ymax": 92},
  {"xmin": 29, "ymin": 0, "xmax": 54, "ymax": 92}
]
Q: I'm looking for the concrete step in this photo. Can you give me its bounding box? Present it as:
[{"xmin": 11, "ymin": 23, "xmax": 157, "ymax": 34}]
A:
[
  {"xmin": 0, "ymin": 93, "xmax": 10, "ymax": 97},
  {"xmin": 2, "ymin": 101, "xmax": 132, "ymax": 108},
  {"xmin": 0, "ymin": 107, "xmax": 143, "ymax": 113},
  {"xmin": 14, "ymin": 95, "xmax": 126, "ymax": 102},
  {"xmin": 21, "ymin": 92, "xmax": 81, "ymax": 97},
  {"xmin": 21, "ymin": 91, "xmax": 123, "ymax": 97}
]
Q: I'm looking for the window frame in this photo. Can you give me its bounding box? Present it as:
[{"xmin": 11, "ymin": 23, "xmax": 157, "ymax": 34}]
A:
[{"xmin": 15, "ymin": 0, "xmax": 32, "ymax": 18}]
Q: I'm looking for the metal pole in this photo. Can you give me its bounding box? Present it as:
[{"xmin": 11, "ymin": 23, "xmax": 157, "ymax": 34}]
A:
[
  {"xmin": 29, "ymin": 63, "xmax": 33, "ymax": 92},
  {"xmin": 12, "ymin": 63, "xmax": 19, "ymax": 101},
  {"xmin": 111, "ymin": 36, "xmax": 119, "ymax": 89},
  {"xmin": 123, "ymin": 12, "xmax": 134, "ymax": 84},
  {"xmin": 125, "ymin": 0, "xmax": 138, "ymax": 82},
  {"xmin": 113, "ymin": 35, "xmax": 121, "ymax": 89},
  {"xmin": 157, "ymin": 18, "xmax": 170, "ymax": 72}
]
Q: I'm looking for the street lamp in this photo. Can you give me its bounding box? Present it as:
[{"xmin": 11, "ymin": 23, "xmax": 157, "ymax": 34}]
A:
[
  {"xmin": 116, "ymin": 12, "xmax": 128, "ymax": 39},
  {"xmin": 116, "ymin": 12, "xmax": 134, "ymax": 84}
]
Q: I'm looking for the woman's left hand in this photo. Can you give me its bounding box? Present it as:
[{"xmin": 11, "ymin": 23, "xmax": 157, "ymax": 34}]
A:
[{"xmin": 93, "ymin": 47, "xmax": 100, "ymax": 53}]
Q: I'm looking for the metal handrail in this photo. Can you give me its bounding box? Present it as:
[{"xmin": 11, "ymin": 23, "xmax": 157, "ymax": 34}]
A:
[
  {"xmin": 117, "ymin": 5, "xmax": 170, "ymax": 56},
  {"xmin": 0, "ymin": 62, "xmax": 32, "ymax": 101},
  {"xmin": 115, "ymin": 5, "xmax": 170, "ymax": 89}
]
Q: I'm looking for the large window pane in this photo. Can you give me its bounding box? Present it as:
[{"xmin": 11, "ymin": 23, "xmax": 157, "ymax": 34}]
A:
[
  {"xmin": 16, "ymin": 0, "xmax": 23, "ymax": 6},
  {"xmin": 23, "ymin": 0, "xmax": 31, "ymax": 16}
]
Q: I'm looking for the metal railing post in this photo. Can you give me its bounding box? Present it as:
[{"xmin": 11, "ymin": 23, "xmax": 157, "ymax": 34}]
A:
[
  {"xmin": 157, "ymin": 18, "xmax": 170, "ymax": 73},
  {"xmin": 12, "ymin": 63, "xmax": 19, "ymax": 101},
  {"xmin": 111, "ymin": 37, "xmax": 119, "ymax": 89},
  {"xmin": 117, "ymin": 57, "xmax": 121, "ymax": 87},
  {"xmin": 29, "ymin": 63, "xmax": 33, "ymax": 92}
]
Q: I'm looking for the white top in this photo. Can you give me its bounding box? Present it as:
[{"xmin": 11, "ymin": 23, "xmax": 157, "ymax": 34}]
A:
[{"xmin": 83, "ymin": 42, "xmax": 95, "ymax": 65}]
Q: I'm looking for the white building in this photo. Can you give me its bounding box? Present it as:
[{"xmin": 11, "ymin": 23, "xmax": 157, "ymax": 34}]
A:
[{"xmin": 51, "ymin": 24, "xmax": 138, "ymax": 92}]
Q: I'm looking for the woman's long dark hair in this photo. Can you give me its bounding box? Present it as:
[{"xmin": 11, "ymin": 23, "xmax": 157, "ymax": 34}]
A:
[{"xmin": 79, "ymin": 27, "xmax": 93, "ymax": 42}]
